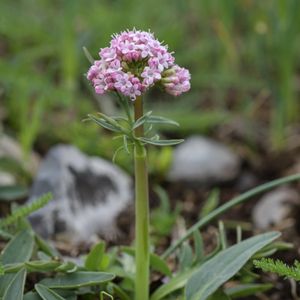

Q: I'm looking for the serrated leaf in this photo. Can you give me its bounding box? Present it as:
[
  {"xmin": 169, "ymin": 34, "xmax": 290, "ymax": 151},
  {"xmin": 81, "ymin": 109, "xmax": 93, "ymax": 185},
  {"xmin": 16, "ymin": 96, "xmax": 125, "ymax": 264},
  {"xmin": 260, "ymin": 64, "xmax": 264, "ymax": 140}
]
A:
[
  {"xmin": 226, "ymin": 283, "xmax": 273, "ymax": 298},
  {"xmin": 139, "ymin": 137, "xmax": 184, "ymax": 146},
  {"xmin": 39, "ymin": 271, "xmax": 114, "ymax": 289},
  {"xmin": 3, "ymin": 268, "xmax": 26, "ymax": 300},
  {"xmin": 185, "ymin": 232, "xmax": 280, "ymax": 300},
  {"xmin": 35, "ymin": 284, "xmax": 66, "ymax": 300}
]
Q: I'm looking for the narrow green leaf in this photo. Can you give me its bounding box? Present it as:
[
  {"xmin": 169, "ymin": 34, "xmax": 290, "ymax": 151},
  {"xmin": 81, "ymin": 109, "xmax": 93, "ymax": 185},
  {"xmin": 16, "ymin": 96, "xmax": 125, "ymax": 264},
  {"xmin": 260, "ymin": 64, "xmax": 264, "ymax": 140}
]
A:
[
  {"xmin": 100, "ymin": 291, "xmax": 114, "ymax": 300},
  {"xmin": 39, "ymin": 271, "xmax": 115, "ymax": 289},
  {"xmin": 87, "ymin": 244, "xmax": 106, "ymax": 270},
  {"xmin": 55, "ymin": 261, "xmax": 78, "ymax": 273},
  {"xmin": 24, "ymin": 291, "xmax": 43, "ymax": 300},
  {"xmin": 26, "ymin": 260, "xmax": 61, "ymax": 272},
  {"xmin": 207, "ymin": 289, "xmax": 231, "ymax": 300},
  {"xmin": 163, "ymin": 173, "xmax": 300, "ymax": 259},
  {"xmin": 123, "ymin": 135, "xmax": 130, "ymax": 154},
  {"xmin": 112, "ymin": 145, "xmax": 125, "ymax": 164},
  {"xmin": 0, "ymin": 263, "xmax": 4, "ymax": 275},
  {"xmin": 121, "ymin": 247, "xmax": 172, "ymax": 277},
  {"xmin": 88, "ymin": 115, "xmax": 121, "ymax": 133},
  {"xmin": 132, "ymin": 111, "xmax": 152, "ymax": 130},
  {"xmin": 200, "ymin": 189, "xmax": 219, "ymax": 218},
  {"xmin": 3, "ymin": 268, "xmax": 26, "ymax": 300},
  {"xmin": 0, "ymin": 185, "xmax": 28, "ymax": 201},
  {"xmin": 107, "ymin": 282, "xmax": 131, "ymax": 300},
  {"xmin": 193, "ymin": 230, "xmax": 204, "ymax": 264},
  {"xmin": 1, "ymin": 229, "xmax": 34, "ymax": 264},
  {"xmin": 83, "ymin": 46, "xmax": 94, "ymax": 64},
  {"xmin": 150, "ymin": 269, "xmax": 194, "ymax": 300},
  {"xmin": 185, "ymin": 232, "xmax": 280, "ymax": 300},
  {"xmin": 35, "ymin": 284, "xmax": 66, "ymax": 300},
  {"xmin": 85, "ymin": 242, "xmax": 109, "ymax": 272},
  {"xmin": 148, "ymin": 115, "xmax": 179, "ymax": 127},
  {"xmin": 179, "ymin": 243, "xmax": 193, "ymax": 270},
  {"xmin": 218, "ymin": 221, "xmax": 227, "ymax": 250},
  {"xmin": 226, "ymin": 283, "xmax": 273, "ymax": 298},
  {"xmin": 139, "ymin": 137, "xmax": 184, "ymax": 146},
  {"xmin": 35, "ymin": 234, "xmax": 60, "ymax": 258}
]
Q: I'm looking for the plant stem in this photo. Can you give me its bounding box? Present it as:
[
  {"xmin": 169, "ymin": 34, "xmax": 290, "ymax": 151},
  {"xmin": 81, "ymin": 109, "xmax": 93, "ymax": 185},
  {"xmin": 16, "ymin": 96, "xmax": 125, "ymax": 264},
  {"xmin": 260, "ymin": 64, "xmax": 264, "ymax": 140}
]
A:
[{"xmin": 134, "ymin": 96, "xmax": 150, "ymax": 300}]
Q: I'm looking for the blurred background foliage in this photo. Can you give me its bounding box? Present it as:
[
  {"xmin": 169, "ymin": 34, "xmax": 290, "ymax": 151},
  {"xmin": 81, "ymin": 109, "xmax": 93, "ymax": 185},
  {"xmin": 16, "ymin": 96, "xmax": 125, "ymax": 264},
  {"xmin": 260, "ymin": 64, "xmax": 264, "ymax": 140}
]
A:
[{"xmin": 0, "ymin": 0, "xmax": 300, "ymax": 171}]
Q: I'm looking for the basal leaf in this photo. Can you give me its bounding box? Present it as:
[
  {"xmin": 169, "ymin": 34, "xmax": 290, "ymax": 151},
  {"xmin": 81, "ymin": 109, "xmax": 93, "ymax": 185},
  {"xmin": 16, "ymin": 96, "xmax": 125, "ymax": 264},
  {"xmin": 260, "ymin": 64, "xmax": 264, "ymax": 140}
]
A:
[
  {"xmin": 0, "ymin": 229, "xmax": 35, "ymax": 296},
  {"xmin": 85, "ymin": 242, "xmax": 108, "ymax": 271},
  {"xmin": 226, "ymin": 283, "xmax": 273, "ymax": 298},
  {"xmin": 185, "ymin": 232, "xmax": 280, "ymax": 300},
  {"xmin": 207, "ymin": 289, "xmax": 231, "ymax": 300},
  {"xmin": 3, "ymin": 268, "xmax": 26, "ymax": 300},
  {"xmin": 121, "ymin": 247, "xmax": 172, "ymax": 277},
  {"xmin": 0, "ymin": 185, "xmax": 28, "ymax": 201},
  {"xmin": 39, "ymin": 271, "xmax": 115, "ymax": 289},
  {"xmin": 1, "ymin": 229, "xmax": 34, "ymax": 264},
  {"xmin": 150, "ymin": 269, "xmax": 195, "ymax": 300},
  {"xmin": 35, "ymin": 284, "xmax": 66, "ymax": 300},
  {"xmin": 24, "ymin": 291, "xmax": 43, "ymax": 300}
]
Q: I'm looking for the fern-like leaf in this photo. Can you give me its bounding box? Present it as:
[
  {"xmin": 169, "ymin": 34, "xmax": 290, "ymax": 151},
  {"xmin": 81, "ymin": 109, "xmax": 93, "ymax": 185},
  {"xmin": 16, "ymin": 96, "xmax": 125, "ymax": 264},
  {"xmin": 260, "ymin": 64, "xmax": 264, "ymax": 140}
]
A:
[
  {"xmin": 0, "ymin": 193, "xmax": 52, "ymax": 229},
  {"xmin": 254, "ymin": 258, "xmax": 300, "ymax": 281}
]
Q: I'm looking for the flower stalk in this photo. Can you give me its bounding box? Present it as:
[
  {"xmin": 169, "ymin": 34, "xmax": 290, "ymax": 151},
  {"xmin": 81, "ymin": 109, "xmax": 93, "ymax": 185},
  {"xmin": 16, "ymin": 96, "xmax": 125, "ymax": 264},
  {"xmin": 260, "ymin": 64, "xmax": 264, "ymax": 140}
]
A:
[{"xmin": 134, "ymin": 96, "xmax": 150, "ymax": 300}]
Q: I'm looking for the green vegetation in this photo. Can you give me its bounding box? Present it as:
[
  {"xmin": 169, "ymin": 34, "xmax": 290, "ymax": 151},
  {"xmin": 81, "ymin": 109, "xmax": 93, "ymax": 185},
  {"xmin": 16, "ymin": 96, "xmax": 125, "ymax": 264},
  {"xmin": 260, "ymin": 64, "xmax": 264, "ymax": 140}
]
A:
[{"xmin": 1, "ymin": 0, "xmax": 300, "ymax": 156}]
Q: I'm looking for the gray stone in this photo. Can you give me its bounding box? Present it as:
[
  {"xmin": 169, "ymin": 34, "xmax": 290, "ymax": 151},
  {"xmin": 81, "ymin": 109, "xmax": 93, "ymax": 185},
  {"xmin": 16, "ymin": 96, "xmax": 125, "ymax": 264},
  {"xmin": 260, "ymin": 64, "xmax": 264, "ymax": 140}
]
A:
[
  {"xmin": 29, "ymin": 145, "xmax": 132, "ymax": 242},
  {"xmin": 167, "ymin": 136, "xmax": 240, "ymax": 184},
  {"xmin": 0, "ymin": 133, "xmax": 39, "ymax": 175},
  {"xmin": 252, "ymin": 187, "xmax": 299, "ymax": 229}
]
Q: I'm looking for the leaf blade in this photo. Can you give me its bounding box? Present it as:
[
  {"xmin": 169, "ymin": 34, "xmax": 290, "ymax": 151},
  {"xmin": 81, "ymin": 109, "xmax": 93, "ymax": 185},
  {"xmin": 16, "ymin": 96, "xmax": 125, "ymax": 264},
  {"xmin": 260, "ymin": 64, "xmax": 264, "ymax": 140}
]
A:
[
  {"xmin": 35, "ymin": 284, "xmax": 66, "ymax": 300},
  {"xmin": 185, "ymin": 232, "xmax": 280, "ymax": 300}
]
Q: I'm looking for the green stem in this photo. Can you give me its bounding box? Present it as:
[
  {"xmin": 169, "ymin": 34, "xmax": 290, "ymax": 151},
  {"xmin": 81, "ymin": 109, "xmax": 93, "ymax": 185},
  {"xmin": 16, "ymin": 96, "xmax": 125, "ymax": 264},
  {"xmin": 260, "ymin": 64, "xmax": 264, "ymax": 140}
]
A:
[
  {"xmin": 162, "ymin": 173, "xmax": 300, "ymax": 259},
  {"xmin": 116, "ymin": 91, "xmax": 133, "ymax": 125},
  {"xmin": 134, "ymin": 96, "xmax": 150, "ymax": 300}
]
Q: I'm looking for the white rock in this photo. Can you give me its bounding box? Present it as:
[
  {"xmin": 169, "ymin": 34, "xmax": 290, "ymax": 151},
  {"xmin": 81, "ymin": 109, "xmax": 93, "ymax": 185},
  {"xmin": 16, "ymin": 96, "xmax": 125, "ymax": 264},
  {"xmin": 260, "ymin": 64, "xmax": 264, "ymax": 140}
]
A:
[
  {"xmin": 167, "ymin": 136, "xmax": 240, "ymax": 184},
  {"xmin": 252, "ymin": 186, "xmax": 299, "ymax": 229},
  {"xmin": 28, "ymin": 145, "xmax": 133, "ymax": 241},
  {"xmin": 0, "ymin": 171, "xmax": 16, "ymax": 185}
]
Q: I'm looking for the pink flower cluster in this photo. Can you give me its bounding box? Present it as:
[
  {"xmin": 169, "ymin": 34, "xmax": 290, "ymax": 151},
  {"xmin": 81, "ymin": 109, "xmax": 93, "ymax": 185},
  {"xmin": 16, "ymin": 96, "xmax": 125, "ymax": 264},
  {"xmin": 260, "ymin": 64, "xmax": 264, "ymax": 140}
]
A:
[{"xmin": 87, "ymin": 29, "xmax": 191, "ymax": 100}]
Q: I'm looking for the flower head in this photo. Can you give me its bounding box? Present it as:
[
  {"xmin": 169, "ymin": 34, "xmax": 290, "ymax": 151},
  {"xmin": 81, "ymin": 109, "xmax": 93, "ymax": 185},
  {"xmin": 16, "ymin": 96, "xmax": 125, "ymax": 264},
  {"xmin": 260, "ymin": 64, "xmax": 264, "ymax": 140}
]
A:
[{"xmin": 87, "ymin": 29, "xmax": 190, "ymax": 100}]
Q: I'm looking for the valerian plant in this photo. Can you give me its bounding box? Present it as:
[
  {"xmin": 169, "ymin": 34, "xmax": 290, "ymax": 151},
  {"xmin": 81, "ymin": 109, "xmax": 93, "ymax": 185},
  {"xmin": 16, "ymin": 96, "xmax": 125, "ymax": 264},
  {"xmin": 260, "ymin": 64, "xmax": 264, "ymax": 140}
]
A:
[
  {"xmin": 1, "ymin": 29, "xmax": 300, "ymax": 300},
  {"xmin": 84, "ymin": 29, "xmax": 300, "ymax": 300},
  {"xmin": 86, "ymin": 29, "xmax": 190, "ymax": 300}
]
